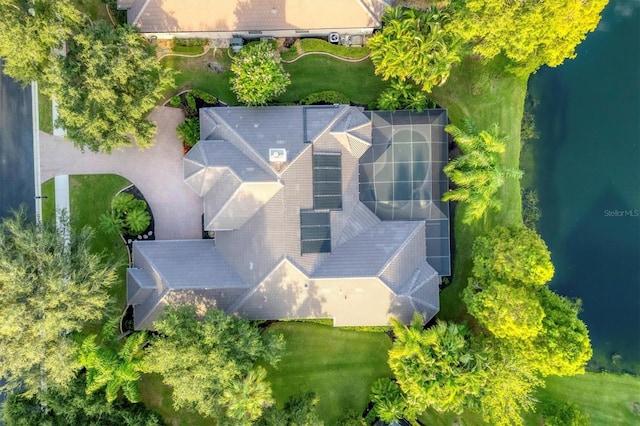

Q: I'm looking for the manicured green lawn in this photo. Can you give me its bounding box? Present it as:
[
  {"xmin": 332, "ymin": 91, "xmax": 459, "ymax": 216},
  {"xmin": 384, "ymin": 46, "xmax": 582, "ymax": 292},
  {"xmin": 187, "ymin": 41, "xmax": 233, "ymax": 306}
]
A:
[
  {"xmin": 533, "ymin": 373, "xmax": 640, "ymax": 426},
  {"xmin": 429, "ymin": 55, "xmax": 528, "ymax": 322},
  {"xmin": 262, "ymin": 322, "xmax": 393, "ymax": 424},
  {"xmin": 279, "ymin": 56, "xmax": 387, "ymax": 106},
  {"xmin": 72, "ymin": 0, "xmax": 111, "ymax": 22},
  {"xmin": 299, "ymin": 38, "xmax": 370, "ymax": 59},
  {"xmin": 162, "ymin": 50, "xmax": 387, "ymax": 107},
  {"xmin": 161, "ymin": 50, "xmax": 238, "ymax": 105},
  {"xmin": 38, "ymin": 85, "xmax": 53, "ymax": 134},
  {"xmin": 40, "ymin": 179, "xmax": 56, "ymax": 222}
]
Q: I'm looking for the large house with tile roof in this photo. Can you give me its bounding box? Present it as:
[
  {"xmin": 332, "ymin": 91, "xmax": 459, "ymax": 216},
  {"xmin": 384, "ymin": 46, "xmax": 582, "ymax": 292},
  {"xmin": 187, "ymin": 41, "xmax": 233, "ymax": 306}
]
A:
[
  {"xmin": 117, "ymin": 0, "xmax": 391, "ymax": 40},
  {"xmin": 127, "ymin": 105, "xmax": 450, "ymax": 330}
]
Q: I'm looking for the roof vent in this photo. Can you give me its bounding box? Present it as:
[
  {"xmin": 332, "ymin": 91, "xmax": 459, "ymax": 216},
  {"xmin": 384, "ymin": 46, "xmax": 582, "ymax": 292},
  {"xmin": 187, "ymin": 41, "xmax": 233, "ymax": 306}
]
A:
[{"xmin": 269, "ymin": 148, "xmax": 287, "ymax": 163}]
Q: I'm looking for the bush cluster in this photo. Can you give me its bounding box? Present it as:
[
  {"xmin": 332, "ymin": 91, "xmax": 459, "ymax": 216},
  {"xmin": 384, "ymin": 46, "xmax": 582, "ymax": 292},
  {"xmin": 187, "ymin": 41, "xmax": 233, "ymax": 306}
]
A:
[
  {"xmin": 301, "ymin": 90, "xmax": 350, "ymax": 105},
  {"xmin": 99, "ymin": 192, "xmax": 151, "ymax": 236}
]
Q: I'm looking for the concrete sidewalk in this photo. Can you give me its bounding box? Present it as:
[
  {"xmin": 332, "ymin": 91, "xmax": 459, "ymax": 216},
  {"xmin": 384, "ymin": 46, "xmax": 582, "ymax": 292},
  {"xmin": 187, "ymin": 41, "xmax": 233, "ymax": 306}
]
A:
[{"xmin": 39, "ymin": 107, "xmax": 203, "ymax": 240}]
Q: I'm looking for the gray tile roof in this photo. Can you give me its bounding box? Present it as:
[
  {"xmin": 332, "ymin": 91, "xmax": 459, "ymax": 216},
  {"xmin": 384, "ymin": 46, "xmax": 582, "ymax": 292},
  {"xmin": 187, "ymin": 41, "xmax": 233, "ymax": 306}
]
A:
[{"xmin": 128, "ymin": 106, "xmax": 445, "ymax": 329}]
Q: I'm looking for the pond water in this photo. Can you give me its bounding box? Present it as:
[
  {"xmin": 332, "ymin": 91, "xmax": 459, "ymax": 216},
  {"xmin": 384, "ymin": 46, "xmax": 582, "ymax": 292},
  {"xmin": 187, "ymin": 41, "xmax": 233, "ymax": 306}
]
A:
[
  {"xmin": 0, "ymin": 63, "xmax": 35, "ymax": 220},
  {"xmin": 529, "ymin": 0, "xmax": 640, "ymax": 373}
]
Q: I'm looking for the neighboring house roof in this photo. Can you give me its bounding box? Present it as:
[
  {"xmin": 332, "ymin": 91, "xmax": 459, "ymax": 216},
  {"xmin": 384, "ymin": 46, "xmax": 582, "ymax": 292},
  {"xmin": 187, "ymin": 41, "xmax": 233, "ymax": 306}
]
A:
[
  {"xmin": 128, "ymin": 105, "xmax": 447, "ymax": 329},
  {"xmin": 117, "ymin": 0, "xmax": 390, "ymax": 34}
]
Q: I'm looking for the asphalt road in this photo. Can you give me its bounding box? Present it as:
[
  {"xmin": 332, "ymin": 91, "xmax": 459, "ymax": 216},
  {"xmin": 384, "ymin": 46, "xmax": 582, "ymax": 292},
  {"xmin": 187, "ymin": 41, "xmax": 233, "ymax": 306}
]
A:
[
  {"xmin": 0, "ymin": 62, "xmax": 35, "ymax": 220},
  {"xmin": 0, "ymin": 63, "xmax": 35, "ymax": 422}
]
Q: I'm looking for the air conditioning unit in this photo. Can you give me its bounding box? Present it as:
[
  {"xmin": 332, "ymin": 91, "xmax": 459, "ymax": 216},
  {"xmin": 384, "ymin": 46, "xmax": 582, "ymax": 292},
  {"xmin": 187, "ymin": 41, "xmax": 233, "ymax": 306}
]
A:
[{"xmin": 328, "ymin": 33, "xmax": 340, "ymax": 44}]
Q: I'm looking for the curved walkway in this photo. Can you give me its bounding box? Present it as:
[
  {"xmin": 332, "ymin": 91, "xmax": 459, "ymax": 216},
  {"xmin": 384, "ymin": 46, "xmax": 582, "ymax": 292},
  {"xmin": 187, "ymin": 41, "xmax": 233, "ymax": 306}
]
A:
[{"xmin": 39, "ymin": 107, "xmax": 203, "ymax": 240}]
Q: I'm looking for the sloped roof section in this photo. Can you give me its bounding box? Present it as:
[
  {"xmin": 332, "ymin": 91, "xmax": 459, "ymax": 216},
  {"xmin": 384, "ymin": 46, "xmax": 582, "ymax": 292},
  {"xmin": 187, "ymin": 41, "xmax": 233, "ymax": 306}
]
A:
[
  {"xmin": 118, "ymin": 0, "xmax": 390, "ymax": 34},
  {"xmin": 312, "ymin": 221, "xmax": 423, "ymax": 279}
]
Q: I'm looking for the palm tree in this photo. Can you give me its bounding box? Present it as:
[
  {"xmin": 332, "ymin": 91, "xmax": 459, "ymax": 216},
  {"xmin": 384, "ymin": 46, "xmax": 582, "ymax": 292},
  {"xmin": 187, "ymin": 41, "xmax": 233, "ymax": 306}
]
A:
[
  {"xmin": 78, "ymin": 319, "xmax": 146, "ymax": 403},
  {"xmin": 371, "ymin": 378, "xmax": 407, "ymax": 423},
  {"xmin": 222, "ymin": 367, "xmax": 274, "ymax": 424},
  {"xmin": 443, "ymin": 122, "xmax": 523, "ymax": 224}
]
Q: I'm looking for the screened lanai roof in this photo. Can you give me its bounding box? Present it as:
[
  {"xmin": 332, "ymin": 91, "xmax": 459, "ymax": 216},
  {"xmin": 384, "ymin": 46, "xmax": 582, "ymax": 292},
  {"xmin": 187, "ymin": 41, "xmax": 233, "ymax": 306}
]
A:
[{"xmin": 359, "ymin": 110, "xmax": 451, "ymax": 276}]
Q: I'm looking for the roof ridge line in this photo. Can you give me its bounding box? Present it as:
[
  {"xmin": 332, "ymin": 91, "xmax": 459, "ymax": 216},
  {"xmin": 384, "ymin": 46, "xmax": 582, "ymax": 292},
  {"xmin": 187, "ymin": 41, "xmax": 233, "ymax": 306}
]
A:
[
  {"xmin": 311, "ymin": 105, "xmax": 350, "ymax": 142},
  {"xmin": 378, "ymin": 221, "xmax": 425, "ymax": 277},
  {"xmin": 228, "ymin": 257, "xmax": 292, "ymax": 313},
  {"xmin": 208, "ymin": 108, "xmax": 277, "ymax": 178}
]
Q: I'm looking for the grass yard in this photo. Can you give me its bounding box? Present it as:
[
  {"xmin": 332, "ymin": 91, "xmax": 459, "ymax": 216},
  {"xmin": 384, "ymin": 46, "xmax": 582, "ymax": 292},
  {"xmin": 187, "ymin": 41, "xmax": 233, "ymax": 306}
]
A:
[
  {"xmin": 38, "ymin": 85, "xmax": 53, "ymax": 134},
  {"xmin": 533, "ymin": 373, "xmax": 640, "ymax": 426},
  {"xmin": 162, "ymin": 49, "xmax": 387, "ymax": 107},
  {"xmin": 299, "ymin": 38, "xmax": 370, "ymax": 59},
  {"xmin": 43, "ymin": 174, "xmax": 131, "ymax": 308},
  {"xmin": 262, "ymin": 322, "xmax": 393, "ymax": 424},
  {"xmin": 72, "ymin": 0, "xmax": 112, "ymax": 22},
  {"xmin": 161, "ymin": 50, "xmax": 238, "ymax": 105},
  {"xmin": 279, "ymin": 55, "xmax": 387, "ymax": 106},
  {"xmin": 429, "ymin": 55, "xmax": 528, "ymax": 321}
]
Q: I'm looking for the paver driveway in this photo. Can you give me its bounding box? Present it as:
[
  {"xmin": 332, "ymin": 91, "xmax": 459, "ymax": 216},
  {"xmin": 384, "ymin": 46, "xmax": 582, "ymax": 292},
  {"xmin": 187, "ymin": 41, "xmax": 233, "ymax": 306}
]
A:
[{"xmin": 39, "ymin": 107, "xmax": 203, "ymax": 240}]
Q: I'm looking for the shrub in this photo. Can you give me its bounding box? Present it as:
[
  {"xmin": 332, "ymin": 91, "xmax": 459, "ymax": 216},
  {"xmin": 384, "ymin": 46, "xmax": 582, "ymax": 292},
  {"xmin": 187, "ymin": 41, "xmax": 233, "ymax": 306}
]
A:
[
  {"xmin": 301, "ymin": 90, "xmax": 350, "ymax": 105},
  {"xmin": 125, "ymin": 208, "xmax": 151, "ymax": 235},
  {"xmin": 280, "ymin": 45, "xmax": 298, "ymax": 61},
  {"xmin": 231, "ymin": 41, "xmax": 291, "ymax": 105},
  {"xmin": 169, "ymin": 95, "xmax": 182, "ymax": 107},
  {"xmin": 190, "ymin": 89, "xmax": 217, "ymax": 105},
  {"xmin": 111, "ymin": 193, "xmax": 138, "ymax": 215},
  {"xmin": 177, "ymin": 117, "xmax": 200, "ymax": 147},
  {"xmin": 99, "ymin": 211, "xmax": 124, "ymax": 236},
  {"xmin": 185, "ymin": 91, "xmax": 197, "ymax": 112}
]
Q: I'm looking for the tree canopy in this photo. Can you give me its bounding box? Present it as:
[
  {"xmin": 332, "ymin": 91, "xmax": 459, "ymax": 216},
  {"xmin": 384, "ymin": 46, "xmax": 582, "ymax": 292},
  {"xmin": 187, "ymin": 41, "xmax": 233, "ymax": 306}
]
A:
[
  {"xmin": 368, "ymin": 6, "xmax": 462, "ymax": 92},
  {"xmin": 443, "ymin": 122, "xmax": 523, "ymax": 224},
  {"xmin": 47, "ymin": 21, "xmax": 175, "ymax": 152},
  {"xmin": 77, "ymin": 319, "xmax": 147, "ymax": 403},
  {"xmin": 0, "ymin": 210, "xmax": 118, "ymax": 396},
  {"xmin": 452, "ymin": 0, "xmax": 609, "ymax": 75},
  {"xmin": 231, "ymin": 41, "xmax": 291, "ymax": 105},
  {"xmin": 469, "ymin": 226, "xmax": 555, "ymax": 288},
  {"xmin": 2, "ymin": 376, "xmax": 163, "ymax": 426},
  {"xmin": 387, "ymin": 315, "xmax": 487, "ymax": 417},
  {"xmin": 258, "ymin": 391, "xmax": 324, "ymax": 426},
  {"xmin": 141, "ymin": 305, "xmax": 284, "ymax": 424},
  {"xmin": 0, "ymin": 0, "xmax": 83, "ymax": 84}
]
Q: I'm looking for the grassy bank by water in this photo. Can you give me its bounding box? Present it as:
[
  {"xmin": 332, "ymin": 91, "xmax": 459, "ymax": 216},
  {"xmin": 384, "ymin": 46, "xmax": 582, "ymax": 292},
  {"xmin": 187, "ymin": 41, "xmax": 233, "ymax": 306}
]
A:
[
  {"xmin": 429, "ymin": 55, "xmax": 528, "ymax": 321},
  {"xmin": 535, "ymin": 373, "xmax": 640, "ymax": 425}
]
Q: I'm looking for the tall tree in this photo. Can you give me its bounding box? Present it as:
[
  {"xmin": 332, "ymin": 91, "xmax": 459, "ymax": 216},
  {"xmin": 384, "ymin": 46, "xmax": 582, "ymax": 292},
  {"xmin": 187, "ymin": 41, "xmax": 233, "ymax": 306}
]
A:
[
  {"xmin": 231, "ymin": 41, "xmax": 290, "ymax": 105},
  {"xmin": 141, "ymin": 305, "xmax": 284, "ymax": 423},
  {"xmin": 469, "ymin": 226, "xmax": 555, "ymax": 288},
  {"xmin": 47, "ymin": 21, "xmax": 175, "ymax": 152},
  {"xmin": 478, "ymin": 347, "xmax": 542, "ymax": 426},
  {"xmin": 387, "ymin": 315, "xmax": 487, "ymax": 416},
  {"xmin": 0, "ymin": 210, "xmax": 118, "ymax": 396},
  {"xmin": 368, "ymin": 6, "xmax": 462, "ymax": 92},
  {"xmin": 371, "ymin": 378, "xmax": 408, "ymax": 424},
  {"xmin": 443, "ymin": 122, "xmax": 523, "ymax": 224},
  {"xmin": 77, "ymin": 319, "xmax": 147, "ymax": 403},
  {"xmin": 2, "ymin": 376, "xmax": 163, "ymax": 426},
  {"xmin": 464, "ymin": 282, "xmax": 545, "ymax": 340},
  {"xmin": 452, "ymin": 0, "xmax": 609, "ymax": 75},
  {"xmin": 0, "ymin": 0, "xmax": 83, "ymax": 84},
  {"xmin": 258, "ymin": 391, "xmax": 324, "ymax": 426},
  {"xmin": 515, "ymin": 289, "xmax": 592, "ymax": 377}
]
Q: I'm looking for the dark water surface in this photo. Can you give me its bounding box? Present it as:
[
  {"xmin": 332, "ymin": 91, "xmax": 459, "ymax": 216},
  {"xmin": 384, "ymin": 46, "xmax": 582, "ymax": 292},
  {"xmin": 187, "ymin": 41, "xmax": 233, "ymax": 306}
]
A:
[
  {"xmin": 0, "ymin": 63, "xmax": 35, "ymax": 220},
  {"xmin": 529, "ymin": 0, "xmax": 640, "ymax": 372}
]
